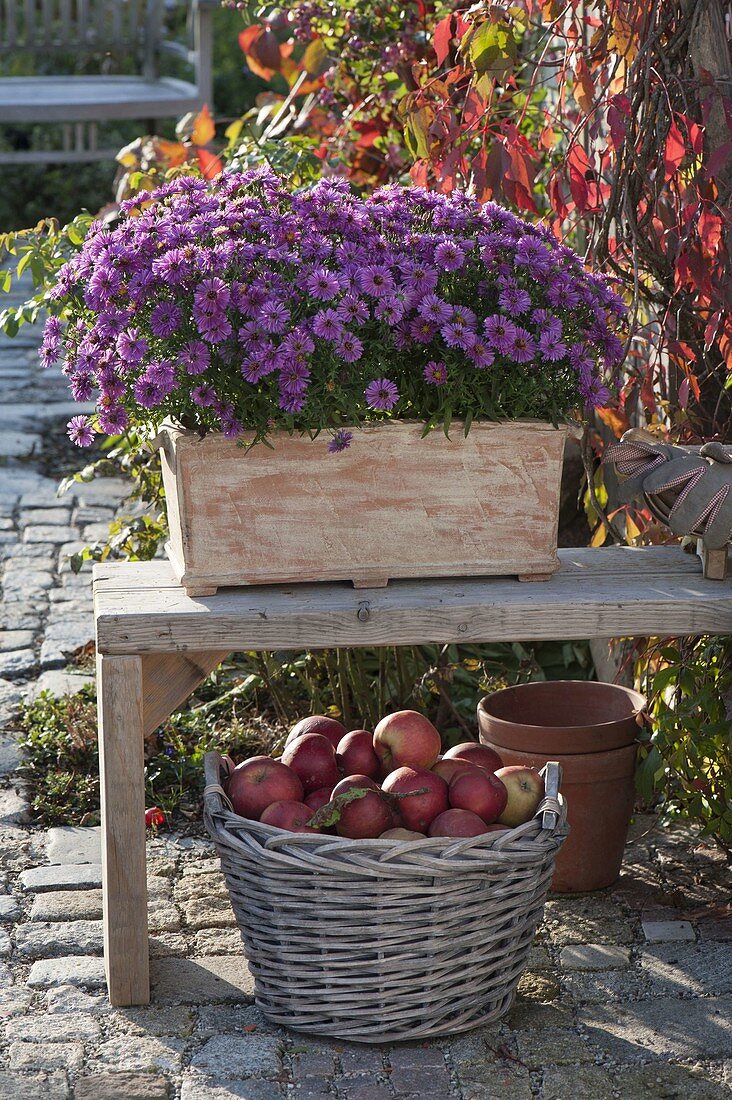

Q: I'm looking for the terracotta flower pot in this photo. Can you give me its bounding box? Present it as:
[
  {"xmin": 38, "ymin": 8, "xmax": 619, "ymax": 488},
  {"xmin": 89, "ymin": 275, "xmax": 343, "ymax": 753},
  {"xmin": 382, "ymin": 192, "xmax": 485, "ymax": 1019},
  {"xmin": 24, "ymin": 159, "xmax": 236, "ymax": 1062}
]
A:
[{"xmin": 477, "ymin": 680, "xmax": 646, "ymax": 893}]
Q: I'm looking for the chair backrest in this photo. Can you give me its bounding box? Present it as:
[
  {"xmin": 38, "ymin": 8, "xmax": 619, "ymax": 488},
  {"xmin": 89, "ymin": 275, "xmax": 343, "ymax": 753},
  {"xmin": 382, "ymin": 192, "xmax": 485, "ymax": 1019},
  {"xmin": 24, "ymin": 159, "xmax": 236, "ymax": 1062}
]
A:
[{"xmin": 0, "ymin": 0, "xmax": 163, "ymax": 65}]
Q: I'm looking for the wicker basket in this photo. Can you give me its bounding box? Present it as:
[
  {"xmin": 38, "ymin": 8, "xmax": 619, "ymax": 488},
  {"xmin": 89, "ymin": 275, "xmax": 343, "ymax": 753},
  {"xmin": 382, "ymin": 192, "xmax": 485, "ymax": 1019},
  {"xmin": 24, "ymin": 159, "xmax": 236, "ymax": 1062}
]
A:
[{"xmin": 203, "ymin": 752, "xmax": 568, "ymax": 1043}]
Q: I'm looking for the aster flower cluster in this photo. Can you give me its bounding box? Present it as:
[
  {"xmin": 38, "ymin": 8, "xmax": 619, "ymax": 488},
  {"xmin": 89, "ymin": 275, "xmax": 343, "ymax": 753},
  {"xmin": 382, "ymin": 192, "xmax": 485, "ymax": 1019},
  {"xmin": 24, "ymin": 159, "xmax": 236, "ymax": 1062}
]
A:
[{"xmin": 42, "ymin": 169, "xmax": 626, "ymax": 450}]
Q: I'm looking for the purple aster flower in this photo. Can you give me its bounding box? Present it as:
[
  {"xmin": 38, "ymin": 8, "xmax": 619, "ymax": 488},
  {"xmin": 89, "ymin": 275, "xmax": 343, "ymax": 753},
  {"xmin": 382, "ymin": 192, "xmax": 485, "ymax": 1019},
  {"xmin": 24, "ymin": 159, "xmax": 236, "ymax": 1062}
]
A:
[
  {"xmin": 569, "ymin": 342, "xmax": 595, "ymax": 376},
  {"xmin": 279, "ymin": 391, "xmax": 306, "ymax": 413},
  {"xmin": 374, "ymin": 297, "xmax": 405, "ymax": 324},
  {"xmin": 483, "ymin": 315, "xmax": 518, "ymax": 355},
  {"xmin": 365, "ymin": 377, "xmax": 399, "ymax": 411},
  {"xmin": 39, "ymin": 344, "xmax": 60, "ymax": 368},
  {"xmin": 547, "ymin": 278, "xmax": 581, "ymax": 309},
  {"xmin": 417, "ymin": 293, "xmax": 453, "ymax": 325},
  {"xmin": 470, "ymin": 339, "xmax": 495, "ymax": 369},
  {"xmin": 281, "ymin": 329, "xmax": 315, "ymax": 357},
  {"xmin": 279, "ymin": 360, "xmax": 311, "ymax": 395},
  {"xmin": 424, "ymin": 360, "xmax": 448, "ymax": 385},
  {"xmin": 336, "ymin": 296, "xmax": 369, "ymax": 326},
  {"xmin": 150, "ymin": 301, "xmax": 181, "ymax": 338},
  {"xmin": 434, "ymin": 240, "xmax": 466, "ymax": 271},
  {"xmin": 514, "ymin": 237, "xmax": 552, "ymax": 277},
  {"xmin": 70, "ymin": 371, "xmax": 95, "ymax": 402},
  {"xmin": 258, "ymin": 299, "xmax": 291, "ymax": 335},
  {"xmin": 152, "ymin": 249, "xmax": 190, "ymax": 285},
  {"xmin": 441, "ymin": 322, "xmax": 475, "ymax": 350},
  {"xmin": 581, "ymin": 376, "xmax": 611, "ymax": 408},
  {"xmin": 538, "ymin": 331, "xmax": 568, "ymax": 361},
  {"xmin": 327, "ymin": 430, "xmax": 353, "ymax": 453},
  {"xmin": 178, "ymin": 340, "xmax": 210, "ymax": 375},
  {"xmin": 334, "ymin": 332, "xmax": 364, "ymax": 363},
  {"xmin": 194, "ymin": 277, "xmax": 230, "ymax": 316},
  {"xmin": 312, "ymin": 309, "xmax": 344, "ymax": 341},
  {"xmin": 358, "ymin": 266, "xmax": 396, "ymax": 298},
  {"xmin": 67, "ymin": 415, "xmax": 95, "ymax": 447},
  {"xmin": 507, "ymin": 326, "xmax": 537, "ymax": 364},
  {"xmin": 97, "ymin": 404, "xmax": 129, "ymax": 434},
  {"xmin": 117, "ymin": 328, "xmax": 148, "ymax": 366},
  {"xmin": 305, "ymin": 267, "xmax": 341, "ymax": 301},
  {"xmin": 133, "ymin": 377, "xmax": 164, "ymax": 408},
  {"xmin": 196, "ymin": 313, "xmax": 232, "ymax": 343},
  {"xmin": 401, "ymin": 262, "xmax": 438, "ymax": 296},
  {"xmin": 409, "ymin": 316, "xmax": 438, "ymax": 344},
  {"xmin": 221, "ymin": 416, "xmax": 243, "ymax": 439},
  {"xmin": 498, "ymin": 285, "xmax": 532, "ymax": 315},
  {"xmin": 191, "ymin": 383, "xmax": 218, "ymax": 407}
]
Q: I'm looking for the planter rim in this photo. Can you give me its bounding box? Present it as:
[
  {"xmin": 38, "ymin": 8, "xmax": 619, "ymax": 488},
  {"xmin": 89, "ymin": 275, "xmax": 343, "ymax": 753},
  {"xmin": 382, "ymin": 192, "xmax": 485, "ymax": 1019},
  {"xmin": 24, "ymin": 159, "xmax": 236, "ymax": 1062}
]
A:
[
  {"xmin": 477, "ymin": 680, "xmax": 647, "ymax": 733},
  {"xmin": 156, "ymin": 416, "xmax": 569, "ymax": 443}
]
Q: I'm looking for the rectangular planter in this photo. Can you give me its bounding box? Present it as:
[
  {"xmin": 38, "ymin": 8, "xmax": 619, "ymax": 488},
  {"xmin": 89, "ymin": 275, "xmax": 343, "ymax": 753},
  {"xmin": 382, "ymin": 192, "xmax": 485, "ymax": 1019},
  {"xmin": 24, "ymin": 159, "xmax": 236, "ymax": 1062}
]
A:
[{"xmin": 157, "ymin": 420, "xmax": 567, "ymax": 596}]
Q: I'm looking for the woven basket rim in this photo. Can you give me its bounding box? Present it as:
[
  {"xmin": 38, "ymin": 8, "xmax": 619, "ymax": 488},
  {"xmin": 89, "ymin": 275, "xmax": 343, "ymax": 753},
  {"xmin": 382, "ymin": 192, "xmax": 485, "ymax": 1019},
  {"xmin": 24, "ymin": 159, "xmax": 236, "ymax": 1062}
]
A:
[{"xmin": 203, "ymin": 751, "xmax": 567, "ymax": 866}]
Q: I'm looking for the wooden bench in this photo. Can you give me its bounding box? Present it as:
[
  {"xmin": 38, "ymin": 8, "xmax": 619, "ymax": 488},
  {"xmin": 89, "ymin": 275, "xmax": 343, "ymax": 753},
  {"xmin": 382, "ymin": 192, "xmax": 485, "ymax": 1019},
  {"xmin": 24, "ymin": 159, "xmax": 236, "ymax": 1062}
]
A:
[
  {"xmin": 0, "ymin": 0, "xmax": 214, "ymax": 164},
  {"xmin": 93, "ymin": 546, "xmax": 732, "ymax": 1006}
]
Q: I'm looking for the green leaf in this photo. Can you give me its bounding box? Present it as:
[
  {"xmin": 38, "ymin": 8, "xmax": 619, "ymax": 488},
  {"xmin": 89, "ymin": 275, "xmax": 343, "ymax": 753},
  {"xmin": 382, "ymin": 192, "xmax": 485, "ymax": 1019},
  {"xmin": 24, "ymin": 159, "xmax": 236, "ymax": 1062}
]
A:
[{"xmin": 467, "ymin": 20, "xmax": 518, "ymax": 77}]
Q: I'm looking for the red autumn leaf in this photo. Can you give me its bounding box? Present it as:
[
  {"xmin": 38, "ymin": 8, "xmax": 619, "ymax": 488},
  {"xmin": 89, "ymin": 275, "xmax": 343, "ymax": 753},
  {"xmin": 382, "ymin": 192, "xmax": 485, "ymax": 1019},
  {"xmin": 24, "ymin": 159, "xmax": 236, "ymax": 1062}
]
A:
[
  {"xmin": 607, "ymin": 94, "xmax": 631, "ymax": 150},
  {"xmin": 705, "ymin": 139, "xmax": 732, "ymax": 179},
  {"xmin": 678, "ymin": 376, "xmax": 690, "ymax": 409},
  {"xmin": 503, "ymin": 145, "xmax": 538, "ymax": 213},
  {"xmin": 567, "ymin": 143, "xmax": 591, "ymax": 212},
  {"xmin": 663, "ymin": 121, "xmax": 686, "ymax": 178},
  {"xmin": 191, "ymin": 104, "xmax": 215, "ymax": 147},
  {"xmin": 196, "ymin": 147, "xmax": 223, "ymax": 180},
  {"xmin": 698, "ymin": 209, "xmax": 723, "ymax": 256},
  {"xmin": 596, "ymin": 406, "xmax": 630, "ymax": 437},
  {"xmin": 434, "ymin": 15, "xmax": 454, "ymax": 66}
]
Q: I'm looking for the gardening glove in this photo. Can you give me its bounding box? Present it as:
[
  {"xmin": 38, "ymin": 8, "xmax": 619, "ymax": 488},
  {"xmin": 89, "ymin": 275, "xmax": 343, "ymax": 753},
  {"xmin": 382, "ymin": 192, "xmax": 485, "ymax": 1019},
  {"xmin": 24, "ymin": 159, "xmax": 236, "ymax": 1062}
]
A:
[
  {"xmin": 640, "ymin": 442, "xmax": 732, "ymax": 550},
  {"xmin": 604, "ymin": 428, "xmax": 680, "ymax": 502}
]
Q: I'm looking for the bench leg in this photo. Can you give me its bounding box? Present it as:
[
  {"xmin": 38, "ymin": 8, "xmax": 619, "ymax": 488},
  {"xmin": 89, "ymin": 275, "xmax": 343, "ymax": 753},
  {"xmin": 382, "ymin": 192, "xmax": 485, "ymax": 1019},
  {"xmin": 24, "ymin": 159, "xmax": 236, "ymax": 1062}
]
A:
[{"xmin": 97, "ymin": 653, "xmax": 150, "ymax": 1006}]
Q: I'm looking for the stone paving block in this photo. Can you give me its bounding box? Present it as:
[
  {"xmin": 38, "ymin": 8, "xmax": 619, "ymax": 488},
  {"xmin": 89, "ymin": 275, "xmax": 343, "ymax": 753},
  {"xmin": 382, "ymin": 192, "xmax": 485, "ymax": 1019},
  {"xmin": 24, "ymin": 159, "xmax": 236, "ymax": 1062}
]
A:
[
  {"xmin": 0, "ymin": 649, "xmax": 36, "ymax": 677},
  {"xmin": 26, "ymin": 955, "xmax": 106, "ymax": 990},
  {"xmin": 290, "ymin": 1051, "xmax": 336, "ymax": 1077},
  {"xmin": 24, "ymin": 671, "xmax": 94, "ymax": 702},
  {"xmin": 562, "ymin": 967, "xmax": 651, "ymax": 1004},
  {"xmin": 641, "ymin": 919, "xmax": 695, "ymax": 942},
  {"xmin": 338, "ymin": 1081, "xmax": 393, "ymax": 1100},
  {"xmin": 15, "ymin": 918, "xmax": 104, "ymax": 958},
  {"xmin": 150, "ymin": 955, "xmax": 255, "ymax": 1004},
  {"xmin": 149, "ymin": 932, "xmax": 189, "ymax": 958},
  {"xmin": 46, "ymin": 826, "xmax": 101, "ymax": 865},
  {"xmin": 0, "ymin": 430, "xmax": 42, "ymax": 457},
  {"xmin": 18, "ymin": 490, "xmax": 71, "ymax": 509},
  {"xmin": 89, "ymin": 1036, "xmax": 184, "ymax": 1074},
  {"xmin": 74, "ymin": 479, "xmax": 129, "ymax": 506},
  {"xmin": 698, "ymin": 918, "xmax": 732, "ymax": 942},
  {"xmin": 23, "ymin": 525, "xmax": 77, "ymax": 544},
  {"xmin": 338, "ymin": 1048, "xmax": 384, "ymax": 1075},
  {"xmin": 580, "ymin": 996, "xmax": 732, "ymax": 1062},
  {"xmin": 514, "ymin": 1027, "xmax": 595, "ymax": 1068},
  {"xmin": 30, "ymin": 889, "xmax": 102, "ymax": 922},
  {"xmin": 0, "ymin": 789, "xmax": 32, "ymax": 825},
  {"xmin": 0, "ymin": 607, "xmax": 42, "ymax": 631},
  {"xmin": 0, "ymin": 1070, "xmax": 70, "ymax": 1099},
  {"xmin": 559, "ymin": 944, "xmax": 631, "ymax": 970},
  {"xmin": 0, "ymin": 929, "xmax": 10, "ymax": 955},
  {"xmin": 194, "ymin": 928, "xmax": 245, "ymax": 955},
  {"xmin": 8, "ymin": 1040, "xmax": 84, "ymax": 1071},
  {"xmin": 0, "ymin": 630, "xmax": 35, "ymax": 651},
  {"xmin": 107, "ymin": 1004, "xmax": 194, "ymax": 1037},
  {"xmin": 73, "ymin": 1074, "xmax": 171, "ymax": 1100},
  {"xmin": 0, "ymin": 986, "xmax": 35, "ymax": 1018},
  {"xmin": 179, "ymin": 894, "xmax": 240, "ymax": 931},
  {"xmin": 639, "ymin": 943, "xmax": 732, "ymax": 996},
  {"xmin": 19, "ymin": 863, "xmax": 102, "ymax": 892},
  {"xmin": 516, "ymin": 970, "xmax": 560, "ymax": 1001},
  {"xmin": 387, "ymin": 1045, "xmax": 449, "ymax": 1069},
  {"xmin": 180, "ymin": 1076, "xmax": 285, "ymax": 1100},
  {"xmin": 1, "ymin": 572, "xmax": 54, "ymax": 599},
  {"xmin": 0, "ymin": 894, "xmax": 21, "ymax": 920},
  {"xmin": 541, "ymin": 1063, "xmax": 617, "ymax": 1100},
  {"xmin": 388, "ymin": 1065, "xmax": 453, "ymax": 1095},
  {"xmin": 72, "ymin": 505, "xmax": 115, "ymax": 524},
  {"xmin": 505, "ymin": 1000, "xmax": 575, "ymax": 1030},
  {"xmin": 18, "ymin": 509, "xmax": 72, "ymax": 527},
  {"xmin": 455, "ymin": 1061, "xmax": 532, "ymax": 1100},
  {"xmin": 613, "ymin": 1063, "xmax": 732, "ymax": 1099},
  {"xmin": 45, "ymin": 984, "xmax": 108, "ymax": 1014},
  {"xmin": 5, "ymin": 1012, "xmax": 101, "ymax": 1042},
  {"xmin": 0, "ymin": 736, "xmax": 21, "ymax": 778},
  {"xmin": 195, "ymin": 1005, "xmax": 280, "ymax": 1038},
  {"xmin": 191, "ymin": 1034, "xmax": 284, "ymax": 1078}
]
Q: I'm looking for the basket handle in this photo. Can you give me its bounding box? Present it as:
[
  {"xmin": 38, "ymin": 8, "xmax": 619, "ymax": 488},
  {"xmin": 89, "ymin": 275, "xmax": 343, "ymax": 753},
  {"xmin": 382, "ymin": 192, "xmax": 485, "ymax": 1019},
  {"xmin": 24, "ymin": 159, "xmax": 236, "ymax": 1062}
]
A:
[
  {"xmin": 539, "ymin": 761, "xmax": 562, "ymax": 831},
  {"xmin": 203, "ymin": 751, "xmax": 236, "ymax": 812}
]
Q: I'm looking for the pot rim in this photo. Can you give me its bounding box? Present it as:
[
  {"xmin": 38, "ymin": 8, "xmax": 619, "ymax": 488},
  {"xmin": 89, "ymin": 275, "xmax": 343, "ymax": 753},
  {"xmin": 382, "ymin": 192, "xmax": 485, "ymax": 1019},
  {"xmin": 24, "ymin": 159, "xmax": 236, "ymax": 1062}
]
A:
[{"xmin": 477, "ymin": 680, "xmax": 647, "ymax": 731}]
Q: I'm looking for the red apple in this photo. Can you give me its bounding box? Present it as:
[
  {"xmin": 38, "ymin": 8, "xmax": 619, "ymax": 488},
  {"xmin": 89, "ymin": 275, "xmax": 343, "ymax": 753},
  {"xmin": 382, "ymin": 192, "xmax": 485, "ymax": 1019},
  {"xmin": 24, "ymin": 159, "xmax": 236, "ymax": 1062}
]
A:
[
  {"xmin": 281, "ymin": 733, "xmax": 340, "ymax": 795},
  {"xmin": 226, "ymin": 757, "xmax": 304, "ymax": 821},
  {"xmin": 381, "ymin": 766, "xmax": 449, "ymax": 833},
  {"xmin": 336, "ymin": 730, "xmax": 380, "ymax": 780},
  {"xmin": 428, "ymin": 809, "xmax": 492, "ymax": 837},
  {"xmin": 260, "ymin": 800, "xmax": 320, "ymax": 832},
  {"xmin": 449, "ymin": 767, "xmax": 508, "ymax": 824},
  {"xmin": 305, "ymin": 787, "xmax": 333, "ymax": 812},
  {"xmin": 373, "ymin": 711, "xmax": 442, "ymax": 774},
  {"xmin": 443, "ymin": 742, "xmax": 504, "ymax": 773},
  {"xmin": 331, "ymin": 775, "xmax": 393, "ymax": 839},
  {"xmin": 432, "ymin": 757, "xmax": 474, "ymax": 784},
  {"xmin": 285, "ymin": 715, "xmax": 347, "ymax": 750},
  {"xmin": 495, "ymin": 766, "xmax": 544, "ymax": 826},
  {"xmin": 379, "ymin": 827, "xmax": 426, "ymax": 840}
]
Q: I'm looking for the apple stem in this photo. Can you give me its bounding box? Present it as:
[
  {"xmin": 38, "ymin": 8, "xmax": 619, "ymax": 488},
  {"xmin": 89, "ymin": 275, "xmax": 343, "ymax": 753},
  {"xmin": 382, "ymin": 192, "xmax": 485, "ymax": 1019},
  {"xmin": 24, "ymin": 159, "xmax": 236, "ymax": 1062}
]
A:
[{"xmin": 305, "ymin": 787, "xmax": 374, "ymax": 829}]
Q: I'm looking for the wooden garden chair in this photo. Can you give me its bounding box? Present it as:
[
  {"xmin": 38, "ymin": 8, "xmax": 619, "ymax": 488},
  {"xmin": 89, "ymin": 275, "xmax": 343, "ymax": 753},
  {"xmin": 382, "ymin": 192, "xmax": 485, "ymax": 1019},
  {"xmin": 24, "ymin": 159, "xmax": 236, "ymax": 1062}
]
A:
[{"xmin": 0, "ymin": 0, "xmax": 215, "ymax": 164}]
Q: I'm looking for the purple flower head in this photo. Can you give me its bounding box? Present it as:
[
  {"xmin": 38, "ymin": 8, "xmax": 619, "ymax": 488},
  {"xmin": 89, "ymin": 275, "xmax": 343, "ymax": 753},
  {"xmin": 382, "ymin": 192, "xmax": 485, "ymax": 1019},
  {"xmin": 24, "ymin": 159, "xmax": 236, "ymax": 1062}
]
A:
[
  {"xmin": 365, "ymin": 378, "xmax": 399, "ymax": 411},
  {"xmin": 470, "ymin": 339, "xmax": 495, "ymax": 369},
  {"xmin": 417, "ymin": 293, "xmax": 453, "ymax": 325},
  {"xmin": 498, "ymin": 285, "xmax": 532, "ymax": 315},
  {"xmin": 581, "ymin": 376, "xmax": 611, "ymax": 408},
  {"xmin": 484, "ymin": 315, "xmax": 518, "ymax": 356},
  {"xmin": 258, "ymin": 299, "xmax": 291, "ymax": 335},
  {"xmin": 305, "ymin": 267, "xmax": 341, "ymax": 301},
  {"xmin": 194, "ymin": 277, "xmax": 230, "ymax": 316},
  {"xmin": 507, "ymin": 326, "xmax": 537, "ymax": 364},
  {"xmin": 70, "ymin": 371, "xmax": 95, "ymax": 402},
  {"xmin": 374, "ymin": 297, "xmax": 405, "ymax": 325},
  {"xmin": 312, "ymin": 309, "xmax": 344, "ymax": 341},
  {"xmin": 359, "ymin": 266, "xmax": 396, "ymax": 299},
  {"xmin": 97, "ymin": 404, "xmax": 129, "ymax": 434},
  {"xmin": 282, "ymin": 329, "xmax": 315, "ymax": 357},
  {"xmin": 334, "ymin": 332, "xmax": 364, "ymax": 363},
  {"xmin": 547, "ymin": 277, "xmax": 581, "ymax": 310},
  {"xmin": 133, "ymin": 377, "xmax": 164, "ymax": 408},
  {"xmin": 117, "ymin": 328, "xmax": 148, "ymax": 366},
  {"xmin": 442, "ymin": 322, "xmax": 475, "ymax": 351},
  {"xmin": 569, "ymin": 342, "xmax": 595, "ymax": 377},
  {"xmin": 434, "ymin": 239, "xmax": 466, "ymax": 271},
  {"xmin": 39, "ymin": 344, "xmax": 60, "ymax": 368},
  {"xmin": 424, "ymin": 360, "xmax": 448, "ymax": 385},
  {"xmin": 67, "ymin": 415, "xmax": 95, "ymax": 447},
  {"xmin": 327, "ymin": 430, "xmax": 353, "ymax": 454},
  {"xmin": 191, "ymin": 383, "xmax": 218, "ymax": 407},
  {"xmin": 410, "ymin": 316, "xmax": 438, "ymax": 344},
  {"xmin": 279, "ymin": 391, "xmax": 306, "ymax": 414},
  {"xmin": 279, "ymin": 359, "xmax": 311, "ymax": 396},
  {"xmin": 336, "ymin": 296, "xmax": 369, "ymax": 326},
  {"xmin": 178, "ymin": 340, "xmax": 210, "ymax": 376},
  {"xmin": 150, "ymin": 301, "xmax": 181, "ymax": 339},
  {"xmin": 538, "ymin": 331, "xmax": 567, "ymax": 361},
  {"xmin": 514, "ymin": 237, "xmax": 552, "ymax": 278}
]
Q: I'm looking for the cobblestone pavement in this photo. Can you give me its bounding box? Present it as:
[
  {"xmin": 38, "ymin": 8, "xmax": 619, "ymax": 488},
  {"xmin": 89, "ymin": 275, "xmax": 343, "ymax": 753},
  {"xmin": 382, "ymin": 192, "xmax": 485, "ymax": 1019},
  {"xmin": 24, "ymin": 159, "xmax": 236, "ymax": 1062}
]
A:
[{"xmin": 0, "ymin": 291, "xmax": 730, "ymax": 1099}]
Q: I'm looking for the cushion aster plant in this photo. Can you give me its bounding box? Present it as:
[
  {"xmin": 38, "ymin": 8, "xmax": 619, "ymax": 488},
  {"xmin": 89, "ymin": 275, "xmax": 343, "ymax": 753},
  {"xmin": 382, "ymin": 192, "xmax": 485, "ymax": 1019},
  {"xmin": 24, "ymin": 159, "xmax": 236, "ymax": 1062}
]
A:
[{"xmin": 41, "ymin": 169, "xmax": 627, "ymax": 452}]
